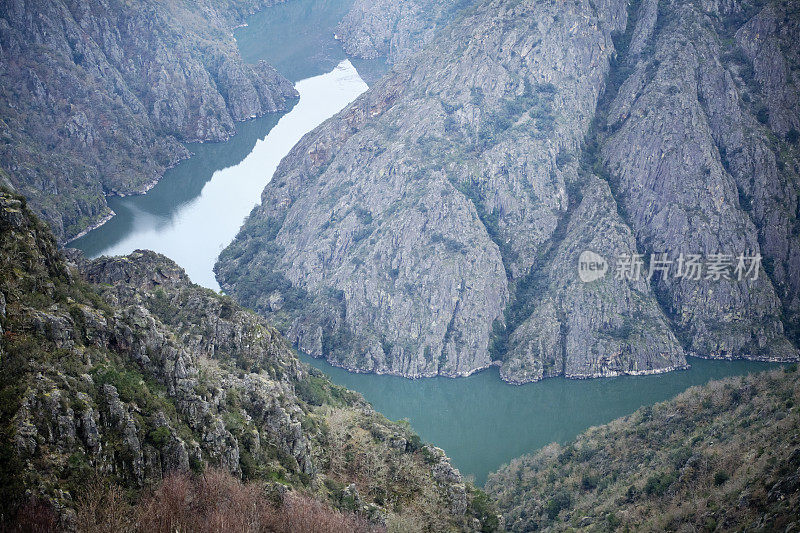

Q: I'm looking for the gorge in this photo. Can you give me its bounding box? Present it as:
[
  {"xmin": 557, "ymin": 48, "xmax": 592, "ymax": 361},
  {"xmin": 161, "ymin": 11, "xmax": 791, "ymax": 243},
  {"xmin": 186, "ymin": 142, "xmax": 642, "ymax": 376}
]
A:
[
  {"xmin": 70, "ymin": 0, "xmax": 791, "ymax": 488},
  {"xmin": 2, "ymin": 0, "xmax": 799, "ymax": 530}
]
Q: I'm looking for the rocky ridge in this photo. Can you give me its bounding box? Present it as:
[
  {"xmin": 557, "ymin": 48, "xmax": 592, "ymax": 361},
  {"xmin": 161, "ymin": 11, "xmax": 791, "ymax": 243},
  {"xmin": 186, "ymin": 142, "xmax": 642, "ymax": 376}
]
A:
[
  {"xmin": 336, "ymin": 0, "xmax": 471, "ymax": 65},
  {"xmin": 0, "ymin": 189, "xmax": 496, "ymax": 531},
  {"xmin": 597, "ymin": 0, "xmax": 800, "ymax": 362},
  {"xmin": 0, "ymin": 0, "xmax": 297, "ymax": 242}
]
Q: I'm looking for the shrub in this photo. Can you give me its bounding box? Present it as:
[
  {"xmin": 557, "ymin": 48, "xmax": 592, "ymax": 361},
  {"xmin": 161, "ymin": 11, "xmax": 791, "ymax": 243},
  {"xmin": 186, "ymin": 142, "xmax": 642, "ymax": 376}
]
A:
[
  {"xmin": 714, "ymin": 471, "xmax": 730, "ymax": 486},
  {"xmin": 11, "ymin": 497, "xmax": 58, "ymax": 532},
  {"xmin": 644, "ymin": 471, "xmax": 676, "ymax": 496},
  {"xmin": 470, "ymin": 87, "xmax": 485, "ymax": 106},
  {"xmin": 556, "ymin": 150, "xmax": 574, "ymax": 169},
  {"xmin": 134, "ymin": 469, "xmax": 378, "ymax": 533},
  {"xmin": 407, "ymin": 434, "xmax": 423, "ymax": 452},
  {"xmin": 295, "ymin": 375, "xmax": 332, "ymax": 406},
  {"xmin": 148, "ymin": 427, "xmax": 171, "ymax": 447},
  {"xmin": 756, "ymin": 105, "xmax": 770, "ymax": 125},
  {"xmin": 430, "ymin": 233, "xmax": 466, "ymax": 254},
  {"xmin": 75, "ymin": 479, "xmax": 134, "ymax": 532},
  {"xmin": 581, "ymin": 473, "xmax": 599, "ymax": 491},
  {"xmin": 544, "ymin": 490, "xmax": 572, "ymax": 519},
  {"xmin": 469, "ymin": 489, "xmax": 500, "ymax": 532},
  {"xmin": 352, "ymin": 206, "xmax": 373, "ymax": 225}
]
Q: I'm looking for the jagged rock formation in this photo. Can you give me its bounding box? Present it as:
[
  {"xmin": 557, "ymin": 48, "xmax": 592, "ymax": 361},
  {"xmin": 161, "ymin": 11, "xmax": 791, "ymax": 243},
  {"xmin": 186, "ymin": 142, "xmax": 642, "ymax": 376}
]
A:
[
  {"xmin": 336, "ymin": 0, "xmax": 469, "ymax": 64},
  {"xmin": 0, "ymin": 0, "xmax": 297, "ymax": 242},
  {"xmin": 0, "ymin": 190, "xmax": 496, "ymax": 531},
  {"xmin": 217, "ymin": 0, "xmax": 799, "ymax": 382},
  {"xmin": 486, "ymin": 365, "xmax": 800, "ymax": 531},
  {"xmin": 499, "ymin": 177, "xmax": 687, "ymax": 383},
  {"xmin": 598, "ymin": 0, "xmax": 799, "ymax": 362}
]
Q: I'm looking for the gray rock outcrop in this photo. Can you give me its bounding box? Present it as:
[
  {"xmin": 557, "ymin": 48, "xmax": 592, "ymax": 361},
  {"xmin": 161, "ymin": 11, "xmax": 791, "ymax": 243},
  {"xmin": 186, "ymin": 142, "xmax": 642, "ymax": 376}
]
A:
[
  {"xmin": 0, "ymin": 0, "xmax": 297, "ymax": 241},
  {"xmin": 0, "ymin": 190, "xmax": 491, "ymax": 530},
  {"xmin": 217, "ymin": 0, "xmax": 799, "ymax": 382}
]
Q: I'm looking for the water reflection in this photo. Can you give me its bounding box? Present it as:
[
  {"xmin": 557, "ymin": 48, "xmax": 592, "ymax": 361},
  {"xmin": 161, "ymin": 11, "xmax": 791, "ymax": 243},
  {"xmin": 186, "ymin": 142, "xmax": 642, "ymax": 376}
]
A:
[
  {"xmin": 71, "ymin": 112, "xmax": 286, "ymax": 258},
  {"xmin": 72, "ymin": 61, "xmax": 368, "ymax": 289},
  {"xmin": 235, "ymin": 0, "xmax": 387, "ymax": 83}
]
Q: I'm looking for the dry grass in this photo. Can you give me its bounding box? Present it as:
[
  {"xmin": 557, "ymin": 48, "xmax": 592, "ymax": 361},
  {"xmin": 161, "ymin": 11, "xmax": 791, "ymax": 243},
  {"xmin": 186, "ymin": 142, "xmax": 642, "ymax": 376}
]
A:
[
  {"xmin": 135, "ymin": 468, "xmax": 379, "ymax": 533},
  {"xmin": 9, "ymin": 469, "xmax": 381, "ymax": 533},
  {"xmin": 5, "ymin": 497, "xmax": 58, "ymax": 533}
]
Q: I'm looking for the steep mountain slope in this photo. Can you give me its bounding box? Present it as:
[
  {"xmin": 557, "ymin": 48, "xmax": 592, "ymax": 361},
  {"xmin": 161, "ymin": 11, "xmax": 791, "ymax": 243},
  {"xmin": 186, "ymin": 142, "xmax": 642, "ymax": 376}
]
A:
[
  {"xmin": 597, "ymin": 0, "xmax": 800, "ymax": 359},
  {"xmin": 217, "ymin": 0, "xmax": 799, "ymax": 382},
  {"xmin": 0, "ymin": 0, "xmax": 297, "ymax": 242},
  {"xmin": 485, "ymin": 365, "xmax": 800, "ymax": 531},
  {"xmin": 0, "ymin": 189, "xmax": 497, "ymax": 531},
  {"xmin": 336, "ymin": 0, "xmax": 470, "ymax": 64}
]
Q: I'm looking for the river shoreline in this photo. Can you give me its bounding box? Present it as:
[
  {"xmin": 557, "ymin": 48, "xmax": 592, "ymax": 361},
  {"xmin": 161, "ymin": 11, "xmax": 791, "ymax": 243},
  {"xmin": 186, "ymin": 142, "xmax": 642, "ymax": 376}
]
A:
[
  {"xmin": 62, "ymin": 94, "xmax": 301, "ymax": 247},
  {"xmin": 71, "ymin": 60, "xmax": 368, "ymax": 291},
  {"xmin": 65, "ymin": 0, "xmax": 788, "ymax": 486}
]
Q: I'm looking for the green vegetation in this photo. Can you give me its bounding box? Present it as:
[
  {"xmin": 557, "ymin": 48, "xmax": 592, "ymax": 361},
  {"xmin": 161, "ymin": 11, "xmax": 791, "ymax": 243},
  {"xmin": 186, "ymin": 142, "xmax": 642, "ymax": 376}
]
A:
[
  {"xmin": 487, "ymin": 367, "xmax": 800, "ymax": 531},
  {"xmin": 475, "ymin": 80, "xmax": 557, "ymax": 148},
  {"xmin": 0, "ymin": 189, "xmax": 497, "ymax": 531},
  {"xmin": 215, "ymin": 214, "xmax": 308, "ymax": 330}
]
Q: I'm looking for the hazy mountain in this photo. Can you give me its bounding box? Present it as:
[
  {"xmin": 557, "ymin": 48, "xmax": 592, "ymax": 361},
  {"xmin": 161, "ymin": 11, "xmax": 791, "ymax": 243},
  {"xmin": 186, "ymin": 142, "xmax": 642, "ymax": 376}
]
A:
[{"xmin": 0, "ymin": 0, "xmax": 297, "ymax": 242}]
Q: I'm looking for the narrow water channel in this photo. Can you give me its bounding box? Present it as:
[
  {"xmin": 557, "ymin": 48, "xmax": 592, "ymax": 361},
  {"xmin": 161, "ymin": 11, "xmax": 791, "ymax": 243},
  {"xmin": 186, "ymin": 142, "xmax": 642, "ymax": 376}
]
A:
[
  {"xmin": 300, "ymin": 353, "xmax": 778, "ymax": 484},
  {"xmin": 73, "ymin": 61, "xmax": 367, "ymax": 289}
]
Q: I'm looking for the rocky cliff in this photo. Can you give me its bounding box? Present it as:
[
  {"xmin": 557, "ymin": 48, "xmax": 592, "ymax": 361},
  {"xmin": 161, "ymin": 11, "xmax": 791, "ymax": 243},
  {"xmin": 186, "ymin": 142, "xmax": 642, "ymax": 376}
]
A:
[
  {"xmin": 0, "ymin": 0, "xmax": 297, "ymax": 242},
  {"xmin": 486, "ymin": 365, "xmax": 800, "ymax": 531},
  {"xmin": 219, "ymin": 0, "xmax": 799, "ymax": 382},
  {"xmin": 597, "ymin": 0, "xmax": 800, "ymax": 364},
  {"xmin": 0, "ymin": 189, "xmax": 497, "ymax": 531},
  {"xmin": 336, "ymin": 0, "xmax": 469, "ymax": 64}
]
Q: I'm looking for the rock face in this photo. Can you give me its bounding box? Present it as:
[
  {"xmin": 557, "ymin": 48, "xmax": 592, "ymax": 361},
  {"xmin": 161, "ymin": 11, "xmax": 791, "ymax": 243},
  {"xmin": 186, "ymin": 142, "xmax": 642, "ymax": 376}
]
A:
[
  {"xmin": 336, "ymin": 0, "xmax": 468, "ymax": 64},
  {"xmin": 218, "ymin": 0, "xmax": 799, "ymax": 382},
  {"xmin": 598, "ymin": 0, "xmax": 799, "ymax": 362},
  {"xmin": 0, "ymin": 0, "xmax": 297, "ymax": 241},
  {"xmin": 500, "ymin": 177, "xmax": 687, "ymax": 383},
  {"xmin": 0, "ymin": 190, "xmax": 494, "ymax": 531}
]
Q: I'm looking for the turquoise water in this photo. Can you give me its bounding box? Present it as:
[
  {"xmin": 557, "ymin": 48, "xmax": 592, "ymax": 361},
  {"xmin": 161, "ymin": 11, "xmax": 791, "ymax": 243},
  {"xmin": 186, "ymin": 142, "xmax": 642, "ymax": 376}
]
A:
[
  {"xmin": 300, "ymin": 353, "xmax": 778, "ymax": 485},
  {"xmin": 70, "ymin": 0, "xmax": 782, "ymax": 488},
  {"xmin": 70, "ymin": 112, "xmax": 283, "ymax": 265},
  {"xmin": 72, "ymin": 62, "xmax": 367, "ymax": 289}
]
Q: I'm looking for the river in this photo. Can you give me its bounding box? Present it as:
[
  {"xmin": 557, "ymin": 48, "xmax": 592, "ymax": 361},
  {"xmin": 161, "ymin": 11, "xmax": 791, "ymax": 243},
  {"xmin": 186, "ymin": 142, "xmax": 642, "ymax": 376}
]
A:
[
  {"xmin": 71, "ymin": 0, "xmax": 781, "ymax": 486},
  {"xmin": 72, "ymin": 61, "xmax": 367, "ymax": 289}
]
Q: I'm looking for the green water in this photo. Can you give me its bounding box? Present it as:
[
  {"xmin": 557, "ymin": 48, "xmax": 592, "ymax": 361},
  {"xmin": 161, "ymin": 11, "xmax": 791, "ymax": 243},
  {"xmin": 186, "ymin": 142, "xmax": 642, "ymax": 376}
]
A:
[
  {"xmin": 70, "ymin": 111, "xmax": 284, "ymax": 259},
  {"xmin": 70, "ymin": 0, "xmax": 782, "ymax": 488},
  {"xmin": 300, "ymin": 354, "xmax": 779, "ymax": 485}
]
